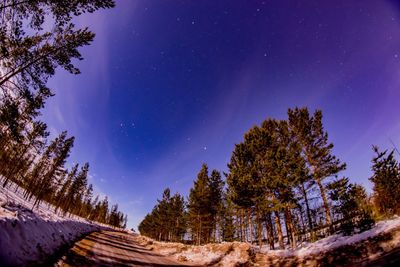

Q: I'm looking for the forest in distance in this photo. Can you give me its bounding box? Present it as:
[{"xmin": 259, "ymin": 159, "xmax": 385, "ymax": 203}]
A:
[
  {"xmin": 0, "ymin": 0, "xmax": 127, "ymax": 228},
  {"xmin": 139, "ymin": 107, "xmax": 400, "ymax": 249}
]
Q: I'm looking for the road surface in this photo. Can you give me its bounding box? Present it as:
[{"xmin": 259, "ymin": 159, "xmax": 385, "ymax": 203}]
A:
[
  {"xmin": 360, "ymin": 246, "xmax": 400, "ymax": 267},
  {"xmin": 57, "ymin": 231, "xmax": 196, "ymax": 267}
]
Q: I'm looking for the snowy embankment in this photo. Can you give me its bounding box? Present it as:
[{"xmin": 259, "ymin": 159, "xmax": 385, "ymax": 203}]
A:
[
  {"xmin": 134, "ymin": 235, "xmax": 253, "ymax": 266},
  {"xmin": 0, "ymin": 182, "xmax": 106, "ymax": 266},
  {"xmin": 135, "ymin": 216, "xmax": 400, "ymax": 266},
  {"xmin": 260, "ymin": 216, "xmax": 400, "ymax": 257},
  {"xmin": 256, "ymin": 216, "xmax": 400, "ymax": 266}
]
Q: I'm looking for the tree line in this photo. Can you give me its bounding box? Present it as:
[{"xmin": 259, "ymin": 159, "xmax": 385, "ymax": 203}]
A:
[
  {"xmin": 139, "ymin": 107, "xmax": 400, "ymax": 248},
  {"xmin": 0, "ymin": 1, "xmax": 127, "ymax": 228}
]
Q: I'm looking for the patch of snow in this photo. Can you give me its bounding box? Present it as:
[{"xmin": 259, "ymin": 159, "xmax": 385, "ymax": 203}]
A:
[
  {"xmin": 177, "ymin": 247, "xmax": 221, "ymax": 264},
  {"xmin": 218, "ymin": 242, "xmax": 252, "ymax": 267},
  {"xmin": 136, "ymin": 236, "xmax": 253, "ymax": 266}
]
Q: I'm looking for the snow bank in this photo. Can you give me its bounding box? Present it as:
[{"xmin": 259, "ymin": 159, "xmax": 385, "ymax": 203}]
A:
[
  {"xmin": 260, "ymin": 216, "xmax": 400, "ymax": 258},
  {"xmin": 0, "ymin": 182, "xmax": 104, "ymax": 266},
  {"xmin": 134, "ymin": 235, "xmax": 253, "ymax": 266},
  {"xmin": 218, "ymin": 242, "xmax": 253, "ymax": 266},
  {"xmin": 255, "ymin": 216, "xmax": 400, "ymax": 266}
]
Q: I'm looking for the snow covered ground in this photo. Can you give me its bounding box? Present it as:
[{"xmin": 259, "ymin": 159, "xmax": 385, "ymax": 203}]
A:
[
  {"xmin": 0, "ymin": 181, "xmax": 106, "ymax": 266},
  {"xmin": 136, "ymin": 216, "xmax": 400, "ymax": 266},
  {"xmin": 134, "ymin": 235, "xmax": 253, "ymax": 267},
  {"xmin": 254, "ymin": 216, "xmax": 400, "ymax": 266}
]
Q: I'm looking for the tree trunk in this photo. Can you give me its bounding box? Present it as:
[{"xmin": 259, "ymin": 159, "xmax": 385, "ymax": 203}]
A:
[
  {"xmin": 256, "ymin": 210, "xmax": 263, "ymax": 248},
  {"xmin": 242, "ymin": 209, "xmax": 247, "ymax": 242},
  {"xmin": 248, "ymin": 208, "xmax": 253, "ymax": 244},
  {"xmin": 265, "ymin": 212, "xmax": 274, "ymax": 250},
  {"xmin": 235, "ymin": 208, "xmax": 241, "ymax": 242},
  {"xmin": 301, "ymin": 182, "xmax": 314, "ymax": 233},
  {"xmin": 284, "ymin": 208, "xmax": 297, "ymax": 249},
  {"xmin": 298, "ymin": 206, "xmax": 305, "ymax": 241},
  {"xmin": 316, "ymin": 178, "xmax": 333, "ymax": 233},
  {"xmin": 214, "ymin": 217, "xmax": 218, "ymax": 243},
  {"xmin": 198, "ymin": 213, "xmax": 202, "ymax": 245},
  {"xmin": 240, "ymin": 209, "xmax": 244, "ymax": 242},
  {"xmin": 274, "ymin": 211, "xmax": 285, "ymax": 249}
]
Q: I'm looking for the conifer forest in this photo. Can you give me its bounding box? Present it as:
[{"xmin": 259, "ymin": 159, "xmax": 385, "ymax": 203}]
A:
[{"xmin": 139, "ymin": 107, "xmax": 400, "ymax": 248}]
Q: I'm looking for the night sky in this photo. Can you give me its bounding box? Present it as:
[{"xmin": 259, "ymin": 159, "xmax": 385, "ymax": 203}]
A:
[{"xmin": 42, "ymin": 1, "xmax": 400, "ymax": 229}]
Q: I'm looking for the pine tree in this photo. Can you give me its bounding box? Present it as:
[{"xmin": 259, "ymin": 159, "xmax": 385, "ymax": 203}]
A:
[
  {"xmin": 260, "ymin": 120, "xmax": 305, "ymax": 248},
  {"xmin": 138, "ymin": 188, "xmax": 186, "ymax": 241},
  {"xmin": 227, "ymin": 134, "xmax": 261, "ymax": 245},
  {"xmin": 98, "ymin": 196, "xmax": 109, "ymax": 223},
  {"xmin": 80, "ymin": 183, "xmax": 93, "ymax": 217},
  {"xmin": 288, "ymin": 107, "xmax": 346, "ymax": 232},
  {"xmin": 32, "ymin": 131, "xmax": 74, "ymax": 209},
  {"xmin": 63, "ymin": 163, "xmax": 89, "ymax": 215},
  {"xmin": 209, "ymin": 169, "xmax": 224, "ymax": 242},
  {"xmin": 220, "ymin": 192, "xmax": 236, "ymax": 242},
  {"xmin": 228, "ymin": 121, "xmax": 273, "ymax": 246},
  {"xmin": 24, "ymin": 134, "xmax": 59, "ymax": 197},
  {"xmin": 188, "ymin": 164, "xmax": 212, "ymax": 245},
  {"xmin": 328, "ymin": 177, "xmax": 374, "ymax": 235},
  {"xmin": 158, "ymin": 188, "xmax": 172, "ymax": 241},
  {"xmin": 109, "ymin": 204, "xmax": 120, "ymax": 227},
  {"xmin": 170, "ymin": 193, "xmax": 187, "ymax": 242},
  {"xmin": 54, "ymin": 165, "xmax": 77, "ymax": 213},
  {"xmin": 370, "ymin": 146, "xmax": 400, "ymax": 216},
  {"xmin": 1, "ymin": 0, "xmax": 114, "ymax": 92}
]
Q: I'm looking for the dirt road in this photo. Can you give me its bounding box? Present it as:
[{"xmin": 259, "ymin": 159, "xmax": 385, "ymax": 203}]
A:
[
  {"xmin": 57, "ymin": 231, "xmax": 196, "ymax": 267},
  {"xmin": 360, "ymin": 246, "xmax": 400, "ymax": 267}
]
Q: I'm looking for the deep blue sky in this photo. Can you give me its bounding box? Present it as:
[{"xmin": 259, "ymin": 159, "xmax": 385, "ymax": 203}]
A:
[{"xmin": 42, "ymin": 0, "xmax": 400, "ymax": 229}]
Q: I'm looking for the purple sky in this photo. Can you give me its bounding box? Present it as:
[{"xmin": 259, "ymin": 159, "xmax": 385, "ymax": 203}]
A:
[{"xmin": 42, "ymin": 1, "xmax": 400, "ymax": 229}]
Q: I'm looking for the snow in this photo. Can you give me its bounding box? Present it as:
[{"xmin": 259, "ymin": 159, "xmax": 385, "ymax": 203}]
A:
[
  {"xmin": 0, "ymin": 180, "xmax": 107, "ymax": 266},
  {"xmin": 175, "ymin": 246, "xmax": 222, "ymax": 264},
  {"xmin": 134, "ymin": 235, "xmax": 253, "ymax": 266},
  {"xmin": 217, "ymin": 242, "xmax": 252, "ymax": 266},
  {"xmin": 259, "ymin": 216, "xmax": 400, "ymax": 258}
]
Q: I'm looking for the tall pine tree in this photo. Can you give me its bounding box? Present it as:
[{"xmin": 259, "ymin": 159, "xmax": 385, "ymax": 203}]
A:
[{"xmin": 288, "ymin": 107, "xmax": 346, "ymax": 231}]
